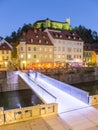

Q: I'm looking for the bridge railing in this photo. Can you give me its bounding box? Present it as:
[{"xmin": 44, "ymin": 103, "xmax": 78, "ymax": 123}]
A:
[{"xmin": 19, "ymin": 72, "xmax": 57, "ymax": 103}]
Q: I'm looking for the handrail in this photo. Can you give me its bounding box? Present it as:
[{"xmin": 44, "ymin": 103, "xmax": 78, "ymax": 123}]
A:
[
  {"xmin": 28, "ymin": 74, "xmax": 57, "ymax": 101},
  {"xmin": 20, "ymin": 72, "xmax": 57, "ymax": 102}
]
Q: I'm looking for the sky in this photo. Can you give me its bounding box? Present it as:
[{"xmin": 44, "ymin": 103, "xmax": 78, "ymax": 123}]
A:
[{"xmin": 0, "ymin": 0, "xmax": 98, "ymax": 38}]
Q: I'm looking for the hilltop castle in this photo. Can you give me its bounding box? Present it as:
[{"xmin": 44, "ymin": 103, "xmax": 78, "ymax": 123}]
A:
[{"xmin": 33, "ymin": 18, "xmax": 71, "ymax": 30}]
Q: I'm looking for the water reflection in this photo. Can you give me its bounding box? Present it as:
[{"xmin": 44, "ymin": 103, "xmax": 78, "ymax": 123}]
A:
[
  {"xmin": 72, "ymin": 80, "xmax": 98, "ymax": 95},
  {"xmin": 0, "ymin": 89, "xmax": 43, "ymax": 110}
]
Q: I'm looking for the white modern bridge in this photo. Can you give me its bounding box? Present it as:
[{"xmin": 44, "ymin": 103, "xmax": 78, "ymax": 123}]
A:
[{"xmin": 18, "ymin": 71, "xmax": 89, "ymax": 113}]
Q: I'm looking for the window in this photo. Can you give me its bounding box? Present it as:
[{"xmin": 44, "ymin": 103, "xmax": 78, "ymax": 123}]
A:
[
  {"xmin": 31, "ymin": 38, "xmax": 33, "ymax": 43},
  {"xmin": 39, "ymin": 47, "xmax": 42, "ymax": 51},
  {"xmin": 58, "ymin": 55, "xmax": 61, "ymax": 58},
  {"xmin": 54, "ymin": 47, "xmax": 56, "ymax": 51},
  {"xmin": 79, "ymin": 37, "xmax": 81, "ymax": 40},
  {"xmin": 67, "ymin": 48, "xmax": 71, "ymax": 52},
  {"xmin": 28, "ymin": 54, "xmax": 31, "ymax": 59},
  {"xmin": 58, "ymin": 47, "xmax": 61, "ymax": 51},
  {"xmin": 20, "ymin": 47, "xmax": 23, "ymax": 51},
  {"xmin": 21, "ymin": 54, "xmax": 23, "ymax": 59},
  {"xmin": 6, "ymin": 50, "xmax": 9, "ymax": 54},
  {"xmin": 45, "ymin": 40, "xmax": 48, "ymax": 44},
  {"xmin": 45, "ymin": 48, "xmax": 47, "ymax": 52},
  {"xmin": 55, "ymin": 34, "xmax": 58, "ymax": 38},
  {"xmin": 2, "ymin": 56, "xmax": 4, "ymax": 60},
  {"xmin": 28, "ymin": 47, "xmax": 31, "ymax": 51},
  {"xmin": 49, "ymin": 55, "xmax": 52, "ymax": 58},
  {"xmin": 34, "ymin": 47, "xmax": 36, "ymax": 51},
  {"xmin": 6, "ymin": 56, "xmax": 9, "ymax": 60},
  {"xmin": 60, "ymin": 35, "xmax": 62, "ymax": 38},
  {"xmin": 49, "ymin": 48, "xmax": 52, "ymax": 52},
  {"xmin": 39, "ymin": 39, "xmax": 41, "ymax": 43},
  {"xmin": 68, "ymin": 36, "xmax": 71, "ymax": 39},
  {"xmin": 45, "ymin": 55, "xmax": 47, "ymax": 58},
  {"xmin": 67, "ymin": 55, "xmax": 72, "ymax": 59},
  {"xmin": 2, "ymin": 50, "xmax": 4, "ymax": 54},
  {"xmin": 62, "ymin": 47, "xmax": 65, "ymax": 51},
  {"xmin": 34, "ymin": 55, "xmax": 36, "ymax": 58}
]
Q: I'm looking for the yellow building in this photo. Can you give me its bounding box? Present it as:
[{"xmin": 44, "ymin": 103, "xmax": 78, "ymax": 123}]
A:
[
  {"xmin": 17, "ymin": 29, "xmax": 54, "ymax": 69},
  {"xmin": 83, "ymin": 43, "xmax": 96, "ymax": 66},
  {"xmin": 83, "ymin": 50, "xmax": 96, "ymax": 66},
  {"xmin": 0, "ymin": 37, "xmax": 13, "ymax": 69}
]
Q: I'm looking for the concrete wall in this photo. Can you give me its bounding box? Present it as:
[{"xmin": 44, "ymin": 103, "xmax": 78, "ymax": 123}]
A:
[
  {"xmin": 0, "ymin": 71, "xmax": 29, "ymax": 92},
  {"xmin": 0, "ymin": 103, "xmax": 58, "ymax": 126}
]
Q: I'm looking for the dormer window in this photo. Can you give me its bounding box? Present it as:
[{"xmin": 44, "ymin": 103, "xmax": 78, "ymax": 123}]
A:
[
  {"xmin": 68, "ymin": 36, "xmax": 71, "ymax": 39},
  {"xmin": 45, "ymin": 40, "xmax": 48, "ymax": 44},
  {"xmin": 79, "ymin": 37, "xmax": 81, "ymax": 40},
  {"xmin": 39, "ymin": 39, "xmax": 41, "ymax": 43},
  {"xmin": 35, "ymin": 34, "xmax": 38, "ymax": 38},
  {"xmin": 43, "ymin": 35, "xmax": 46, "ymax": 38},
  {"xmin": 31, "ymin": 38, "xmax": 33, "ymax": 43},
  {"xmin": 55, "ymin": 34, "xmax": 58, "ymax": 38},
  {"xmin": 72, "ymin": 33, "xmax": 75, "ymax": 36},
  {"xmin": 73, "ymin": 37, "xmax": 76, "ymax": 40},
  {"xmin": 60, "ymin": 35, "xmax": 62, "ymax": 38}
]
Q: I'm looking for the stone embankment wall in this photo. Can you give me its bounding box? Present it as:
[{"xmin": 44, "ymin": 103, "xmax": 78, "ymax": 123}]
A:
[
  {"xmin": 43, "ymin": 67, "xmax": 98, "ymax": 84},
  {"xmin": 0, "ymin": 71, "xmax": 29, "ymax": 92},
  {"xmin": 0, "ymin": 103, "xmax": 58, "ymax": 125}
]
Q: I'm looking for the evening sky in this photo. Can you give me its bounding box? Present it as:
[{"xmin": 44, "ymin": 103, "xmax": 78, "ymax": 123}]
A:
[{"xmin": 0, "ymin": 0, "xmax": 98, "ymax": 37}]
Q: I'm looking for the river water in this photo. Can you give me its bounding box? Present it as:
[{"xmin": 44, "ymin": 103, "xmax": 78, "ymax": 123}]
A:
[
  {"xmin": 0, "ymin": 89, "xmax": 43, "ymax": 110},
  {"xmin": 72, "ymin": 80, "xmax": 98, "ymax": 95}
]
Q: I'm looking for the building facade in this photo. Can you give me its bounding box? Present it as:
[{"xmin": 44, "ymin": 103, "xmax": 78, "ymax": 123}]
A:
[
  {"xmin": 45, "ymin": 29, "xmax": 84, "ymax": 67},
  {"xmin": 17, "ymin": 30, "xmax": 54, "ymax": 69},
  {"xmin": 0, "ymin": 37, "xmax": 13, "ymax": 68},
  {"xmin": 84, "ymin": 43, "xmax": 98, "ymax": 66}
]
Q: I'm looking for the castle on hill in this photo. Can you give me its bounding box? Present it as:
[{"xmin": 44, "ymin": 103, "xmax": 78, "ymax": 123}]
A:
[{"xmin": 33, "ymin": 18, "xmax": 71, "ymax": 30}]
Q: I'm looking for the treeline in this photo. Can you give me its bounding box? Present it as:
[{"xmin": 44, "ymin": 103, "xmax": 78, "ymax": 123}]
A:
[
  {"xmin": 5, "ymin": 24, "xmax": 98, "ymax": 45},
  {"xmin": 73, "ymin": 25, "xmax": 98, "ymax": 43}
]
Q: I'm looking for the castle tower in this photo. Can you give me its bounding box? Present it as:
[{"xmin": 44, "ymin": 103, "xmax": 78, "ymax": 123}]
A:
[{"xmin": 66, "ymin": 17, "xmax": 70, "ymax": 25}]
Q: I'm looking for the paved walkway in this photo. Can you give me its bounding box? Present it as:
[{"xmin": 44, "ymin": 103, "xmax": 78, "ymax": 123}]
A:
[{"xmin": 0, "ymin": 115, "xmax": 71, "ymax": 130}]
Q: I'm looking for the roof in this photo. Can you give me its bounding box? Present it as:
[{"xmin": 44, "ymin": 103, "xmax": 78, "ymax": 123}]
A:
[
  {"xmin": 48, "ymin": 29, "xmax": 83, "ymax": 42},
  {"xmin": 20, "ymin": 29, "xmax": 53, "ymax": 46},
  {"xmin": 0, "ymin": 38, "xmax": 13, "ymax": 50},
  {"xmin": 0, "ymin": 43, "xmax": 12, "ymax": 50}
]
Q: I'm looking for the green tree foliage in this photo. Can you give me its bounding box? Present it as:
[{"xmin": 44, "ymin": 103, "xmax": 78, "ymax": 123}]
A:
[{"xmin": 73, "ymin": 25, "xmax": 98, "ymax": 43}]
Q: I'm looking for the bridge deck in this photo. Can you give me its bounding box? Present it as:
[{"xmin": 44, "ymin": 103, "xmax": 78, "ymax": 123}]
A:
[{"xmin": 19, "ymin": 71, "xmax": 88, "ymax": 113}]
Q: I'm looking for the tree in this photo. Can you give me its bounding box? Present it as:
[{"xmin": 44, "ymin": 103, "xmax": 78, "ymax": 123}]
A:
[{"xmin": 73, "ymin": 25, "xmax": 94, "ymax": 43}]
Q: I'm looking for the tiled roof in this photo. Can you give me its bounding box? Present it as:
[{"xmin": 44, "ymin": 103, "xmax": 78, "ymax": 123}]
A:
[
  {"xmin": 0, "ymin": 38, "xmax": 12, "ymax": 50},
  {"xmin": 0, "ymin": 43, "xmax": 12, "ymax": 50},
  {"xmin": 20, "ymin": 29, "xmax": 53, "ymax": 46},
  {"xmin": 48, "ymin": 29, "xmax": 83, "ymax": 42}
]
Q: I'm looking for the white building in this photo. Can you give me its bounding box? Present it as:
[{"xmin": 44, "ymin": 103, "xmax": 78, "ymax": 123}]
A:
[{"xmin": 45, "ymin": 29, "xmax": 84, "ymax": 66}]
